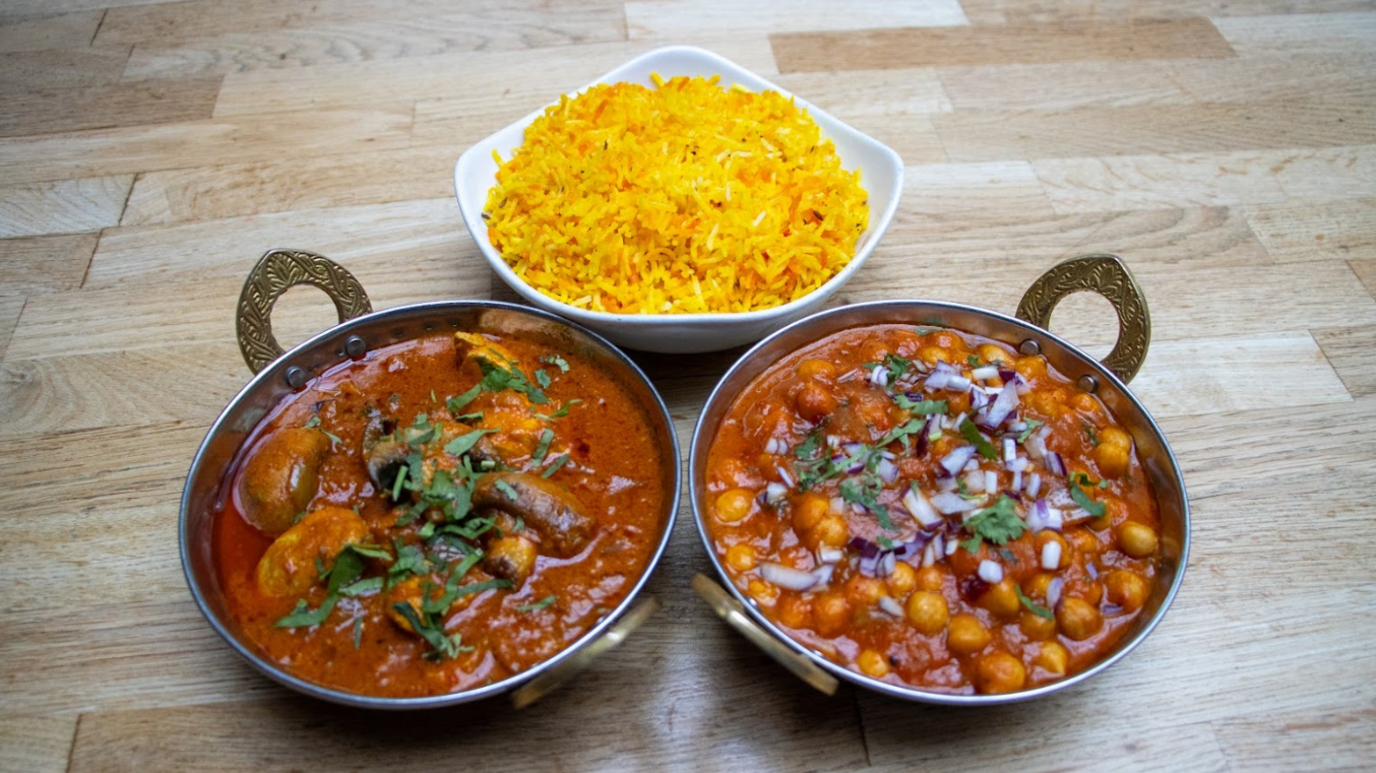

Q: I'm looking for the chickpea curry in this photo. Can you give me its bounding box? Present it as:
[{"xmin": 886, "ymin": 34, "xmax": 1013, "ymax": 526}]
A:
[
  {"xmin": 704, "ymin": 324, "xmax": 1163, "ymax": 695},
  {"xmin": 216, "ymin": 331, "xmax": 667, "ymax": 697}
]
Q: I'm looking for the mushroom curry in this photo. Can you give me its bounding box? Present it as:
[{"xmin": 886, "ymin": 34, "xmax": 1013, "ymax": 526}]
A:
[{"xmin": 215, "ymin": 330, "xmax": 667, "ymax": 697}]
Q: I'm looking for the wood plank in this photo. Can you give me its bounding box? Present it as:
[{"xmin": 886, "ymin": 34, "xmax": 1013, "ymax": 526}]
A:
[
  {"xmin": 1313, "ymin": 325, "xmax": 1376, "ymax": 399},
  {"xmin": 934, "ymin": 98, "xmax": 1376, "ymax": 162},
  {"xmin": 1354, "ymin": 258, "xmax": 1376, "ymax": 300},
  {"xmin": 0, "ymin": 233, "xmax": 98, "ymax": 295},
  {"xmin": 0, "ymin": 46, "xmax": 130, "ymax": 89},
  {"xmin": 1128, "ymin": 333, "xmax": 1351, "ymax": 418},
  {"xmin": 0, "ymin": 77, "xmax": 222, "ymax": 138},
  {"xmin": 120, "ymin": 5, "xmax": 628, "ymax": 80},
  {"xmin": 0, "ymin": 296, "xmax": 23, "ymax": 360},
  {"xmin": 212, "ymin": 38, "xmax": 778, "ymax": 118},
  {"xmin": 1245, "ymin": 198, "xmax": 1376, "ymax": 263},
  {"xmin": 1212, "ymin": 708, "xmax": 1376, "ymax": 772},
  {"xmin": 959, "ymin": 0, "xmax": 1376, "ymax": 24},
  {"xmin": 0, "ymin": 105, "xmax": 414, "ymax": 186},
  {"xmin": 898, "ymin": 160, "xmax": 1055, "ymax": 216},
  {"xmin": 0, "ymin": 11, "xmax": 102, "ymax": 53},
  {"xmin": 939, "ymin": 52, "xmax": 1376, "ymax": 112},
  {"xmin": 774, "ymin": 69, "xmax": 952, "ymax": 117},
  {"xmin": 97, "ymin": 0, "xmax": 624, "ymax": 48},
  {"xmin": 771, "ymin": 18, "xmax": 1235, "ymax": 72},
  {"xmin": 0, "ymin": 713, "xmax": 77, "ymax": 773},
  {"xmin": 1214, "ymin": 11, "xmax": 1376, "ymax": 56},
  {"xmin": 7, "ymin": 260, "xmax": 490, "ymax": 362},
  {"xmin": 87, "ymin": 198, "xmax": 478, "ymax": 289},
  {"xmin": 627, "ymin": 0, "xmax": 966, "ymax": 39},
  {"xmin": 1032, "ymin": 145, "xmax": 1376, "ymax": 213},
  {"xmin": 0, "ymin": 177, "xmax": 131, "ymax": 239},
  {"xmin": 121, "ymin": 145, "xmax": 462, "ymax": 226}
]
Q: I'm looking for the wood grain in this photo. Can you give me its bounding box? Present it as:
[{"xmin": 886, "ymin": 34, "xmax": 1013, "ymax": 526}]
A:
[
  {"xmin": 771, "ymin": 18, "xmax": 1235, "ymax": 72},
  {"xmin": 3, "ymin": 2, "xmax": 1376, "ymax": 770}
]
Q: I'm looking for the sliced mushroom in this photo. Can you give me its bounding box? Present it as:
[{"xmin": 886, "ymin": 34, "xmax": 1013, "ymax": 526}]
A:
[{"xmin": 471, "ymin": 472, "xmax": 594, "ymax": 557}]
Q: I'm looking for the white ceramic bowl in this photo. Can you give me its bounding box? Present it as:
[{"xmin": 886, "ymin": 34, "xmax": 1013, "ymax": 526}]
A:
[{"xmin": 454, "ymin": 45, "xmax": 904, "ymax": 354}]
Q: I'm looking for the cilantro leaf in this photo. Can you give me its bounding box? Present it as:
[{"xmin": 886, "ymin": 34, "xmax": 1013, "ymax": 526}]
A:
[
  {"xmin": 447, "ymin": 385, "xmax": 482, "ymax": 414},
  {"xmin": 1068, "ymin": 474, "xmax": 1108, "ymax": 517},
  {"xmin": 1017, "ymin": 419, "xmax": 1045, "ymax": 443},
  {"xmin": 542, "ymin": 454, "xmax": 569, "ymax": 478},
  {"xmin": 1016, "ymin": 585, "xmax": 1054, "ymax": 619},
  {"xmin": 515, "ymin": 595, "xmax": 557, "ymax": 613},
  {"xmin": 532, "ymin": 428, "xmax": 555, "ymax": 466},
  {"xmin": 839, "ymin": 476, "xmax": 895, "ymax": 531},
  {"xmin": 959, "ymin": 416, "xmax": 1000, "ymax": 460},
  {"xmin": 961, "ymin": 495, "xmax": 1025, "ymax": 552},
  {"xmin": 539, "ymin": 355, "xmax": 570, "ymax": 373},
  {"xmin": 275, "ymin": 596, "xmax": 338, "ymax": 628},
  {"xmin": 894, "ymin": 395, "xmax": 949, "ymax": 415},
  {"xmin": 443, "ymin": 428, "xmax": 497, "ymax": 458},
  {"xmin": 534, "ymin": 399, "xmax": 582, "ymax": 421}
]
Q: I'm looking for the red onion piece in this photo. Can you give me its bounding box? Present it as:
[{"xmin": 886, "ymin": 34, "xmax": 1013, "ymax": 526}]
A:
[
  {"xmin": 941, "ymin": 445, "xmax": 978, "ymax": 475},
  {"xmin": 930, "ymin": 492, "xmax": 983, "ymax": 514},
  {"xmin": 760, "ymin": 562, "xmax": 818, "ymax": 591},
  {"xmin": 1047, "ymin": 577, "xmax": 1064, "ymax": 608},
  {"xmin": 977, "ymin": 559, "xmax": 1004, "ymax": 584},
  {"xmin": 878, "ymin": 595, "xmax": 905, "ymax": 617}
]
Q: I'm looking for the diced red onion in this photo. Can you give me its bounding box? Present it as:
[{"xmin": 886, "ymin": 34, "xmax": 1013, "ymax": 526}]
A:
[
  {"xmin": 1086, "ymin": 562, "xmax": 1099, "ymax": 580},
  {"xmin": 984, "ymin": 470, "xmax": 997, "ymax": 493},
  {"xmin": 849, "ymin": 537, "xmax": 881, "ymax": 559},
  {"xmin": 1003, "ymin": 437, "xmax": 1016, "ymax": 462},
  {"xmin": 1025, "ymin": 498, "xmax": 1064, "ymax": 532},
  {"xmin": 760, "ymin": 562, "xmax": 817, "ymax": 591},
  {"xmin": 999, "ymin": 369, "xmax": 1018, "ymax": 383},
  {"xmin": 1041, "ymin": 540, "xmax": 1062, "ymax": 570},
  {"xmin": 978, "ymin": 560, "xmax": 1004, "ymax": 584},
  {"xmin": 818, "ymin": 547, "xmax": 844, "ymax": 564},
  {"xmin": 878, "ymin": 551, "xmax": 897, "ymax": 578},
  {"xmin": 1027, "ymin": 473, "xmax": 1042, "ymax": 499},
  {"xmin": 925, "ymin": 361, "xmax": 957, "ymax": 390},
  {"xmin": 964, "ymin": 470, "xmax": 985, "ymax": 493},
  {"xmin": 930, "ymin": 492, "xmax": 982, "ymax": 514},
  {"xmin": 979, "ymin": 381, "xmax": 1020, "ymax": 429},
  {"xmin": 870, "ymin": 366, "xmax": 889, "ymax": 387},
  {"xmin": 945, "ymin": 538, "xmax": 958, "ymax": 556},
  {"xmin": 903, "ymin": 487, "xmax": 942, "ymax": 528},
  {"xmin": 764, "ymin": 482, "xmax": 788, "ymax": 505},
  {"xmin": 941, "ymin": 445, "xmax": 978, "ymax": 475},
  {"xmin": 1026, "ymin": 429, "xmax": 1048, "ymax": 460},
  {"xmin": 1007, "ymin": 457, "xmax": 1029, "ymax": 473},
  {"xmin": 1045, "ymin": 451, "xmax": 1066, "ymax": 477},
  {"xmin": 812, "ymin": 563, "xmax": 835, "ymax": 587},
  {"xmin": 764, "ymin": 437, "xmax": 785, "ymax": 455},
  {"xmin": 775, "ymin": 465, "xmax": 794, "ymax": 487},
  {"xmin": 878, "ymin": 595, "xmax": 905, "ymax": 617},
  {"xmin": 1009, "ymin": 420, "xmax": 1027, "ymax": 433},
  {"xmin": 876, "ymin": 459, "xmax": 899, "ymax": 485},
  {"xmin": 1047, "ymin": 577, "xmax": 1064, "ymax": 608},
  {"xmin": 947, "ymin": 375, "xmax": 972, "ymax": 391},
  {"xmin": 973, "ymin": 365, "xmax": 1000, "ymax": 381},
  {"xmin": 970, "ymin": 388, "xmax": 990, "ymax": 412},
  {"xmin": 937, "ymin": 474, "xmax": 957, "ymax": 492},
  {"xmin": 1011, "ymin": 470, "xmax": 1023, "ymax": 492}
]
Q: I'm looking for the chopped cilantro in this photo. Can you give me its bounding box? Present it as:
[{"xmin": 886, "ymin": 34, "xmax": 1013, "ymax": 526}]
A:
[
  {"xmin": 1016, "ymin": 585, "xmax": 1054, "ymax": 619},
  {"xmin": 447, "ymin": 385, "xmax": 482, "ymax": 414},
  {"xmin": 894, "ymin": 395, "xmax": 949, "ymax": 415},
  {"xmin": 443, "ymin": 428, "xmax": 497, "ymax": 457},
  {"xmin": 1085, "ymin": 424, "xmax": 1100, "ymax": 446},
  {"xmin": 839, "ymin": 476, "xmax": 895, "ymax": 531},
  {"xmin": 1068, "ymin": 474, "xmax": 1108, "ymax": 517},
  {"xmin": 352, "ymin": 616, "xmax": 364, "ymax": 649},
  {"xmin": 541, "ymin": 454, "xmax": 570, "ymax": 478},
  {"xmin": 495, "ymin": 479, "xmax": 520, "ymax": 501},
  {"xmin": 1017, "ymin": 419, "xmax": 1045, "ymax": 443},
  {"xmin": 539, "ymin": 355, "xmax": 570, "ymax": 373},
  {"xmin": 515, "ymin": 595, "xmax": 557, "ymax": 613},
  {"xmin": 959, "ymin": 417, "xmax": 1000, "ymax": 461},
  {"xmin": 303, "ymin": 416, "xmax": 321, "ymax": 429},
  {"xmin": 476, "ymin": 358, "xmax": 550, "ymax": 404},
  {"xmin": 534, "ymin": 399, "xmax": 582, "ymax": 421},
  {"xmin": 532, "ymin": 428, "xmax": 555, "ymax": 465},
  {"xmin": 961, "ymin": 496, "xmax": 1026, "ymax": 552},
  {"xmin": 534, "ymin": 368, "xmax": 552, "ymax": 389}
]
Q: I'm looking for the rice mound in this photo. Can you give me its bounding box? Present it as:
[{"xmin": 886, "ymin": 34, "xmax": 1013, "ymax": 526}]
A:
[{"xmin": 483, "ymin": 74, "xmax": 870, "ymax": 315}]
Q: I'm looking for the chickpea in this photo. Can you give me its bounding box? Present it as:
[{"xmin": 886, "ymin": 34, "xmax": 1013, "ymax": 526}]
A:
[
  {"xmin": 1035, "ymin": 532, "xmax": 1071, "ymax": 570},
  {"xmin": 1027, "ymin": 391, "xmax": 1063, "ymax": 418},
  {"xmin": 886, "ymin": 562, "xmax": 917, "ymax": 598},
  {"xmin": 1118, "ymin": 521, "xmax": 1159, "ymax": 558},
  {"xmin": 1020, "ymin": 609, "xmax": 1057, "ymax": 640},
  {"xmin": 715, "ymin": 488, "xmax": 755, "ymax": 523},
  {"xmin": 796, "ymin": 359, "xmax": 836, "ymax": 381},
  {"xmin": 846, "ymin": 576, "xmax": 886, "ymax": 607},
  {"xmin": 1067, "ymin": 527, "xmax": 1101, "ymax": 554},
  {"xmin": 857, "ymin": 649, "xmax": 891, "ymax": 678},
  {"xmin": 947, "ymin": 613, "xmax": 992, "ymax": 655},
  {"xmin": 792, "ymin": 492, "xmax": 830, "ymax": 534},
  {"xmin": 906, "ymin": 591, "xmax": 949, "ymax": 635},
  {"xmin": 777, "ymin": 594, "xmax": 812, "ymax": 629},
  {"xmin": 1105, "ymin": 569, "xmax": 1151, "ymax": 612},
  {"xmin": 1014, "ymin": 355, "xmax": 1048, "ymax": 380},
  {"xmin": 1034, "ymin": 641, "xmax": 1069, "ymax": 676},
  {"xmin": 1022, "ymin": 572, "xmax": 1055, "ymax": 602},
  {"xmin": 1071, "ymin": 393, "xmax": 1099, "ymax": 413},
  {"xmin": 975, "ymin": 344, "xmax": 1011, "ymax": 366},
  {"xmin": 916, "ymin": 565, "xmax": 946, "ymax": 592},
  {"xmin": 975, "ymin": 651, "xmax": 1027, "ymax": 694},
  {"xmin": 1057, "ymin": 597, "xmax": 1103, "ymax": 641},
  {"xmin": 979, "ymin": 578, "xmax": 1022, "ymax": 619},
  {"xmin": 796, "ymin": 382, "xmax": 839, "ymax": 424},
  {"xmin": 748, "ymin": 579, "xmax": 778, "ymax": 606},
  {"xmin": 931, "ymin": 331, "xmax": 961, "ymax": 349},
  {"xmin": 1095, "ymin": 425, "xmax": 1133, "ymax": 479},
  {"xmin": 726, "ymin": 543, "xmax": 758, "ymax": 572},
  {"xmin": 809, "ymin": 515, "xmax": 850, "ymax": 551},
  {"xmin": 813, "ymin": 592, "xmax": 852, "ymax": 638},
  {"xmin": 918, "ymin": 346, "xmax": 950, "ymax": 366}
]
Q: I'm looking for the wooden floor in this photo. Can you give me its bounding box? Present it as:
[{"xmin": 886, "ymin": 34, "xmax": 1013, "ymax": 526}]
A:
[{"xmin": 2, "ymin": 1, "xmax": 1375, "ymax": 771}]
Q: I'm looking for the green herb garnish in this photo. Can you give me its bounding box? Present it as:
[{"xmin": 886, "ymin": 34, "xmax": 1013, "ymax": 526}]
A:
[
  {"xmin": 1017, "ymin": 419, "xmax": 1045, "ymax": 443},
  {"xmin": 1016, "ymin": 585, "xmax": 1054, "ymax": 619},
  {"xmin": 443, "ymin": 428, "xmax": 497, "ymax": 457},
  {"xmin": 534, "ymin": 399, "xmax": 582, "ymax": 421},
  {"xmin": 960, "ymin": 496, "xmax": 1026, "ymax": 552},
  {"xmin": 539, "ymin": 355, "xmax": 570, "ymax": 373},
  {"xmin": 532, "ymin": 428, "xmax": 554, "ymax": 466},
  {"xmin": 541, "ymin": 454, "xmax": 569, "ymax": 478},
  {"xmin": 1068, "ymin": 474, "xmax": 1108, "ymax": 517},
  {"xmin": 515, "ymin": 595, "xmax": 557, "ymax": 613},
  {"xmin": 894, "ymin": 395, "xmax": 949, "ymax": 415},
  {"xmin": 959, "ymin": 416, "xmax": 1000, "ymax": 461}
]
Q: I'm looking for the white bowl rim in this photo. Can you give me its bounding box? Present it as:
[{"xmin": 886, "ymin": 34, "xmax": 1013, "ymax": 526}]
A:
[{"xmin": 454, "ymin": 44, "xmax": 905, "ymax": 328}]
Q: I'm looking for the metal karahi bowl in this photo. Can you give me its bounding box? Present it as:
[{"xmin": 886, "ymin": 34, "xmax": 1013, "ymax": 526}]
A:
[
  {"xmin": 688, "ymin": 254, "xmax": 1190, "ymax": 705},
  {"xmin": 453, "ymin": 45, "xmax": 904, "ymax": 354},
  {"xmin": 180, "ymin": 249, "xmax": 680, "ymax": 710}
]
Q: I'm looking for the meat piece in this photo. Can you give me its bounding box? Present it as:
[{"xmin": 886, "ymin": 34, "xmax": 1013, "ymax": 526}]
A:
[{"xmin": 255, "ymin": 506, "xmax": 370, "ymax": 598}]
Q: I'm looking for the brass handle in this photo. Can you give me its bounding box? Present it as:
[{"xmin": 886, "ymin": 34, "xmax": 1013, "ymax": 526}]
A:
[
  {"xmin": 509, "ymin": 597, "xmax": 661, "ymax": 710},
  {"xmin": 1014, "ymin": 254, "xmax": 1151, "ymax": 384},
  {"xmin": 236, "ymin": 248, "xmax": 373, "ymax": 374},
  {"xmin": 692, "ymin": 574, "xmax": 839, "ymax": 696}
]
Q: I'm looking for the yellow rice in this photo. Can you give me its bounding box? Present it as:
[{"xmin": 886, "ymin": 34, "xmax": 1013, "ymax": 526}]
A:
[{"xmin": 483, "ymin": 74, "xmax": 869, "ymax": 315}]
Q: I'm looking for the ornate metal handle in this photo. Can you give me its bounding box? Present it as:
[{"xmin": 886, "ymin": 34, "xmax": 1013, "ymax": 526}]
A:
[
  {"xmin": 1014, "ymin": 254, "xmax": 1151, "ymax": 384},
  {"xmin": 236, "ymin": 249, "xmax": 373, "ymax": 374},
  {"xmin": 692, "ymin": 574, "xmax": 839, "ymax": 696},
  {"xmin": 509, "ymin": 597, "xmax": 661, "ymax": 710}
]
